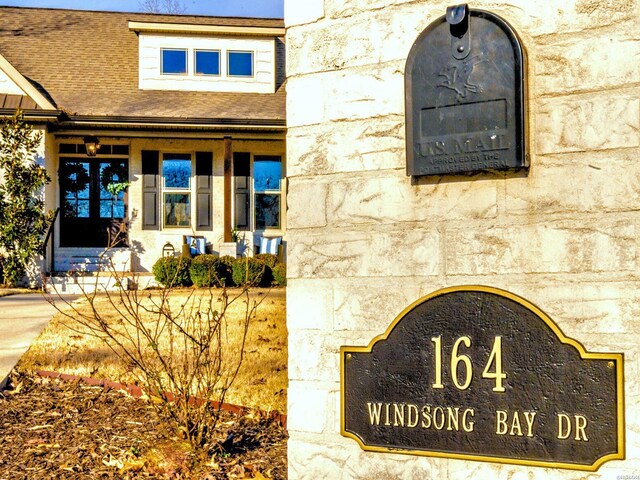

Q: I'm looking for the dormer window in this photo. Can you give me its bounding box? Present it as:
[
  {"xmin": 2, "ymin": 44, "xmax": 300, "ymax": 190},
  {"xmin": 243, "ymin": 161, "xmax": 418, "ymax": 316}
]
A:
[
  {"xmin": 228, "ymin": 51, "xmax": 253, "ymax": 77},
  {"xmin": 161, "ymin": 48, "xmax": 187, "ymax": 75},
  {"xmin": 133, "ymin": 21, "xmax": 283, "ymax": 94},
  {"xmin": 194, "ymin": 50, "xmax": 220, "ymax": 76}
]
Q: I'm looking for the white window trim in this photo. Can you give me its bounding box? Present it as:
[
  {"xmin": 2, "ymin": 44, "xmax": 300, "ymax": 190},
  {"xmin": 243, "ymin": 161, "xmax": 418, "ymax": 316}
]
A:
[
  {"xmin": 161, "ymin": 153, "xmax": 193, "ymax": 229},
  {"xmin": 227, "ymin": 50, "xmax": 255, "ymax": 78},
  {"xmin": 194, "ymin": 49, "xmax": 221, "ymax": 77},
  {"xmin": 160, "ymin": 48, "xmax": 188, "ymax": 76},
  {"xmin": 233, "ymin": 153, "xmax": 284, "ymax": 234}
]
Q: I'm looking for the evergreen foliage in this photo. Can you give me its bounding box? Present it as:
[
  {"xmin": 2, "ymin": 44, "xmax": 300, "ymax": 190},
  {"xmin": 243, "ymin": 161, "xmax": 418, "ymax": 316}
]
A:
[
  {"xmin": 231, "ymin": 257, "xmax": 265, "ymax": 287},
  {"xmin": 189, "ymin": 254, "xmax": 225, "ymax": 288},
  {"xmin": 0, "ymin": 113, "xmax": 53, "ymax": 286},
  {"xmin": 272, "ymin": 262, "xmax": 286, "ymax": 286},
  {"xmin": 152, "ymin": 256, "xmax": 192, "ymax": 287},
  {"xmin": 218, "ymin": 255, "xmax": 236, "ymax": 286}
]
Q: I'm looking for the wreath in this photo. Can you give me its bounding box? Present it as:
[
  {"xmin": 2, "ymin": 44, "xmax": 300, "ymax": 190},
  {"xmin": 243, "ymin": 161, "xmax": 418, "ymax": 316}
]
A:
[
  {"xmin": 59, "ymin": 162, "xmax": 90, "ymax": 194},
  {"xmin": 100, "ymin": 163, "xmax": 129, "ymax": 196}
]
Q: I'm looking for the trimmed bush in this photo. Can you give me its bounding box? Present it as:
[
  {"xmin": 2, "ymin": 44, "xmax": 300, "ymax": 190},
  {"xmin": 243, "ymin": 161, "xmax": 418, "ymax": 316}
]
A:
[
  {"xmin": 152, "ymin": 256, "xmax": 192, "ymax": 287},
  {"xmin": 272, "ymin": 262, "xmax": 286, "ymax": 286},
  {"xmin": 218, "ymin": 256, "xmax": 236, "ymax": 286},
  {"xmin": 231, "ymin": 257, "xmax": 265, "ymax": 287},
  {"xmin": 254, "ymin": 253, "xmax": 278, "ymax": 286},
  {"xmin": 189, "ymin": 254, "xmax": 225, "ymax": 288},
  {"xmin": 254, "ymin": 253, "xmax": 278, "ymax": 268}
]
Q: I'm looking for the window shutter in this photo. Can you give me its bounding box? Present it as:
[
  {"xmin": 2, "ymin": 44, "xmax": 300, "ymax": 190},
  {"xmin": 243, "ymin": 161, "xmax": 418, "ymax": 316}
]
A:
[
  {"xmin": 195, "ymin": 151, "xmax": 213, "ymax": 231},
  {"xmin": 233, "ymin": 152, "xmax": 250, "ymax": 231},
  {"xmin": 141, "ymin": 150, "xmax": 159, "ymax": 230}
]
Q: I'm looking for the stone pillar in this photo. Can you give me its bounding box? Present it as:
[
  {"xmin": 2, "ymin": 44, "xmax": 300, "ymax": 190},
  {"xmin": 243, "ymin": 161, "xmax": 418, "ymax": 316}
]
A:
[{"xmin": 285, "ymin": 0, "xmax": 640, "ymax": 478}]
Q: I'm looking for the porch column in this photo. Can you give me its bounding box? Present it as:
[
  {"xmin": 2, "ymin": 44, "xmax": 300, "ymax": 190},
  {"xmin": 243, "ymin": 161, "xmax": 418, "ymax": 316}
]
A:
[{"xmin": 223, "ymin": 136, "xmax": 232, "ymax": 242}]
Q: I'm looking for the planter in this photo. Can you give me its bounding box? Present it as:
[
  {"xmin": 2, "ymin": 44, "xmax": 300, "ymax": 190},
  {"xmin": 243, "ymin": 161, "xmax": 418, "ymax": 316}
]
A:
[{"xmin": 219, "ymin": 241, "xmax": 245, "ymax": 258}]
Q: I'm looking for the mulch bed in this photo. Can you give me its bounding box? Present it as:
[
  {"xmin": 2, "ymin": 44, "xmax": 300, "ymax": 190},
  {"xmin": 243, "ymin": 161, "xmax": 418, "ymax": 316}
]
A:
[{"xmin": 0, "ymin": 372, "xmax": 287, "ymax": 479}]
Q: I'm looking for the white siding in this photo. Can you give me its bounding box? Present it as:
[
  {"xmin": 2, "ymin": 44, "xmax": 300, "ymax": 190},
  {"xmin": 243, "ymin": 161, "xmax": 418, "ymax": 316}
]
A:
[{"xmin": 138, "ymin": 34, "xmax": 276, "ymax": 94}]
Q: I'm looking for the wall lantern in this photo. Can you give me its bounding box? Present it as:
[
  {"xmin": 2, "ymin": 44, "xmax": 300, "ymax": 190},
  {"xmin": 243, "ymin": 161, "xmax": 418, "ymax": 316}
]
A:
[
  {"xmin": 83, "ymin": 136, "xmax": 101, "ymax": 156},
  {"xmin": 162, "ymin": 242, "xmax": 175, "ymax": 257}
]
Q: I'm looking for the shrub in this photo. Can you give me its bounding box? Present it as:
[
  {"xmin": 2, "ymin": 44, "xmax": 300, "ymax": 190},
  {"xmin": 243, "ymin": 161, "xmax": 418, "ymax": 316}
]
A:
[
  {"xmin": 152, "ymin": 256, "xmax": 192, "ymax": 287},
  {"xmin": 0, "ymin": 255, "xmax": 4, "ymax": 285},
  {"xmin": 231, "ymin": 257, "xmax": 265, "ymax": 287},
  {"xmin": 254, "ymin": 253, "xmax": 278, "ymax": 268},
  {"xmin": 189, "ymin": 254, "xmax": 226, "ymax": 288},
  {"xmin": 254, "ymin": 253, "xmax": 278, "ymax": 286},
  {"xmin": 218, "ymin": 255, "xmax": 236, "ymax": 286},
  {"xmin": 49, "ymin": 258, "xmax": 262, "ymax": 449},
  {"xmin": 272, "ymin": 262, "xmax": 286, "ymax": 286}
]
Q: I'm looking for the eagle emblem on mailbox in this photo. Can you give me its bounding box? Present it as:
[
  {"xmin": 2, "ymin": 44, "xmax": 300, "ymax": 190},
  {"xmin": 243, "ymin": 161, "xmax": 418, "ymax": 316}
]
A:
[{"xmin": 437, "ymin": 55, "xmax": 486, "ymax": 99}]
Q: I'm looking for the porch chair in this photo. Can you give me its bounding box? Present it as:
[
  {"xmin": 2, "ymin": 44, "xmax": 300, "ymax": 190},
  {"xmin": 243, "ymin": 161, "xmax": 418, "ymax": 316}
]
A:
[
  {"xmin": 255, "ymin": 236, "xmax": 284, "ymax": 263},
  {"xmin": 185, "ymin": 235, "xmax": 207, "ymax": 256}
]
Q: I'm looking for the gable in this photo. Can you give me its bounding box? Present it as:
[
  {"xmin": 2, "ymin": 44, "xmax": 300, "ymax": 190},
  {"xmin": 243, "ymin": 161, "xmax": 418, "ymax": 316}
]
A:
[
  {"xmin": 0, "ymin": 53, "xmax": 56, "ymax": 110},
  {"xmin": 0, "ymin": 67, "xmax": 25, "ymax": 96}
]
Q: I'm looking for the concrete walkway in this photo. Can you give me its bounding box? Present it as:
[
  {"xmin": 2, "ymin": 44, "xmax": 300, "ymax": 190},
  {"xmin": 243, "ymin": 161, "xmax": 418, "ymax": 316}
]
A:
[{"xmin": 0, "ymin": 293, "xmax": 77, "ymax": 389}]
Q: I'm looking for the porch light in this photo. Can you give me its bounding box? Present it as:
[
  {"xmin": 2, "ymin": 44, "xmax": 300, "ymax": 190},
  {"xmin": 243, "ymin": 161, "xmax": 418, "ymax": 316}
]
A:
[
  {"xmin": 83, "ymin": 136, "xmax": 101, "ymax": 156},
  {"xmin": 162, "ymin": 242, "xmax": 175, "ymax": 257}
]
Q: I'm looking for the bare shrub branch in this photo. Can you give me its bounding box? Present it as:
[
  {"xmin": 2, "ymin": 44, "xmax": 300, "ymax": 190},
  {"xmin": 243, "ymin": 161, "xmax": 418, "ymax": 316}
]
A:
[
  {"xmin": 139, "ymin": 0, "xmax": 186, "ymax": 14},
  {"xmin": 45, "ymin": 237, "xmax": 264, "ymax": 448}
]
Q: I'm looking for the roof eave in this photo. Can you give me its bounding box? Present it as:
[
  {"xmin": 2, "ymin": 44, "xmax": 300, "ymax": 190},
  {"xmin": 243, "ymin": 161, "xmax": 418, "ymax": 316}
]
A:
[
  {"xmin": 0, "ymin": 108, "xmax": 61, "ymax": 121},
  {"xmin": 128, "ymin": 21, "xmax": 285, "ymax": 37},
  {"xmin": 58, "ymin": 114, "xmax": 286, "ymax": 131}
]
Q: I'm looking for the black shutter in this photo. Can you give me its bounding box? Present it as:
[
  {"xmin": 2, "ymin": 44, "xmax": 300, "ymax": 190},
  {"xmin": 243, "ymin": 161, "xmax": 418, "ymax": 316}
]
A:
[
  {"xmin": 233, "ymin": 152, "xmax": 250, "ymax": 231},
  {"xmin": 142, "ymin": 150, "xmax": 159, "ymax": 230},
  {"xmin": 195, "ymin": 151, "xmax": 213, "ymax": 231}
]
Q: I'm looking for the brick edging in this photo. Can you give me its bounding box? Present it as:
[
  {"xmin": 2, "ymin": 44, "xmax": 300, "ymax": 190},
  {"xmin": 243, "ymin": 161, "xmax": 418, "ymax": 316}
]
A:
[{"xmin": 36, "ymin": 370, "xmax": 287, "ymax": 429}]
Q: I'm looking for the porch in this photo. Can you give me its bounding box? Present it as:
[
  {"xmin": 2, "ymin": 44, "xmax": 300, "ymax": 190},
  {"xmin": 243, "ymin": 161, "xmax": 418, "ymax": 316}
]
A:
[{"xmin": 43, "ymin": 135, "xmax": 286, "ymax": 278}]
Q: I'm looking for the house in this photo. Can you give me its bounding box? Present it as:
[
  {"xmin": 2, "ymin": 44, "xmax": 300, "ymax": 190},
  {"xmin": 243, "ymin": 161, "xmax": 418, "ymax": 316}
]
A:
[{"xmin": 0, "ymin": 6, "xmax": 286, "ymax": 276}]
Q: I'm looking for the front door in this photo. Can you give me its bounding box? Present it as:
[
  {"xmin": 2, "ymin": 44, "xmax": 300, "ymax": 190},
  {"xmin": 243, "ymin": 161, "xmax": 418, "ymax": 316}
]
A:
[{"xmin": 59, "ymin": 158, "xmax": 128, "ymax": 247}]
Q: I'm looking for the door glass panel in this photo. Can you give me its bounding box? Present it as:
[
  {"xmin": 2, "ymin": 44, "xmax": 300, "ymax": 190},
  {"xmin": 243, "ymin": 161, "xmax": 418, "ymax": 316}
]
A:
[
  {"xmin": 60, "ymin": 161, "xmax": 90, "ymax": 218},
  {"xmin": 99, "ymin": 162, "xmax": 127, "ymax": 219}
]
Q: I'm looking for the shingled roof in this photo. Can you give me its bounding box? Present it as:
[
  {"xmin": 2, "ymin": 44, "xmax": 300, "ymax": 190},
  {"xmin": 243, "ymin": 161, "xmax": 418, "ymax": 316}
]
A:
[{"xmin": 0, "ymin": 7, "xmax": 286, "ymax": 126}]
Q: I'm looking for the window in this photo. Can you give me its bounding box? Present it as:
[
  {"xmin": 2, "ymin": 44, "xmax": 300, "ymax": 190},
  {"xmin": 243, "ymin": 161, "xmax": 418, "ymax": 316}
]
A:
[
  {"xmin": 195, "ymin": 49, "xmax": 220, "ymax": 76},
  {"xmin": 254, "ymin": 156, "xmax": 282, "ymax": 229},
  {"xmin": 142, "ymin": 150, "xmax": 213, "ymax": 231},
  {"xmin": 161, "ymin": 48, "xmax": 187, "ymax": 75},
  {"xmin": 228, "ymin": 51, "xmax": 253, "ymax": 77},
  {"xmin": 163, "ymin": 153, "xmax": 191, "ymax": 227}
]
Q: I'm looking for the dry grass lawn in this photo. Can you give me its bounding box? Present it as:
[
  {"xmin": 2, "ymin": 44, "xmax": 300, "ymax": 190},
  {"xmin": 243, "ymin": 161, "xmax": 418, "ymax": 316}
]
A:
[
  {"xmin": 0, "ymin": 288, "xmax": 37, "ymax": 297},
  {"xmin": 18, "ymin": 287, "xmax": 287, "ymax": 413}
]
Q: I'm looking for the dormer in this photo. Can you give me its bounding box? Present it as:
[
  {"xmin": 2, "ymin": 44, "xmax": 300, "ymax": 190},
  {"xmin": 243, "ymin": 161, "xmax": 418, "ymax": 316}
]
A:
[{"xmin": 129, "ymin": 21, "xmax": 285, "ymax": 94}]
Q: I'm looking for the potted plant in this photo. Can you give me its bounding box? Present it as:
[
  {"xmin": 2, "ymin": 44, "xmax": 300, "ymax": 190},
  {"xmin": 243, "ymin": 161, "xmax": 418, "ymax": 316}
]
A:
[{"xmin": 219, "ymin": 228, "xmax": 245, "ymax": 258}]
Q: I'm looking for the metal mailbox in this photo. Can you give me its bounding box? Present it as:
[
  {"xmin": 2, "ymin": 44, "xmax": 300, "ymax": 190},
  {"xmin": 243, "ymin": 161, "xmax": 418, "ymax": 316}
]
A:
[{"xmin": 405, "ymin": 5, "xmax": 528, "ymax": 176}]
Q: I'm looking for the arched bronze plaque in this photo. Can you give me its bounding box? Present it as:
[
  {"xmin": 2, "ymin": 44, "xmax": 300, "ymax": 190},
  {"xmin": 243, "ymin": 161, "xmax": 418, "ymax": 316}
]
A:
[
  {"xmin": 341, "ymin": 286, "xmax": 625, "ymax": 470},
  {"xmin": 405, "ymin": 5, "xmax": 528, "ymax": 176}
]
